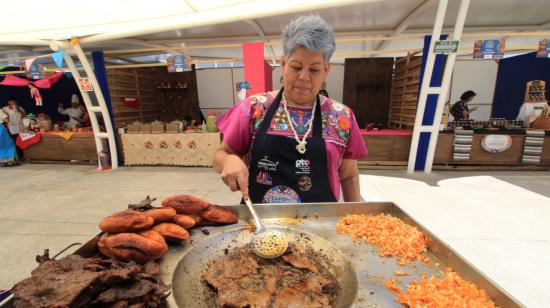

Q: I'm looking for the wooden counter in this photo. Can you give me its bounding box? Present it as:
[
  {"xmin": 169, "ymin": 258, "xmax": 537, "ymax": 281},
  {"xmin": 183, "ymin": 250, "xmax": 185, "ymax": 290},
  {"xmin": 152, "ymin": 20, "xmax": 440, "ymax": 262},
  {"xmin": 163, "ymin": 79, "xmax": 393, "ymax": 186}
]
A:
[
  {"xmin": 359, "ymin": 130, "xmax": 411, "ymax": 167},
  {"xmin": 23, "ymin": 133, "xmax": 105, "ymax": 163},
  {"xmin": 434, "ymin": 131, "xmax": 550, "ymax": 170},
  {"xmin": 435, "ymin": 134, "xmax": 526, "ymax": 165},
  {"xmin": 359, "ymin": 129, "xmax": 550, "ymax": 170}
]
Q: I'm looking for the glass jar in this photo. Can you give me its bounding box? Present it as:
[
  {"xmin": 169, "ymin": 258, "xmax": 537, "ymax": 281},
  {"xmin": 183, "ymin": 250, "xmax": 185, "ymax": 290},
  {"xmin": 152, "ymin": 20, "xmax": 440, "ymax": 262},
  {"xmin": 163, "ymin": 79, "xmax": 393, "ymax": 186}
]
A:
[{"xmin": 206, "ymin": 112, "xmax": 219, "ymax": 133}]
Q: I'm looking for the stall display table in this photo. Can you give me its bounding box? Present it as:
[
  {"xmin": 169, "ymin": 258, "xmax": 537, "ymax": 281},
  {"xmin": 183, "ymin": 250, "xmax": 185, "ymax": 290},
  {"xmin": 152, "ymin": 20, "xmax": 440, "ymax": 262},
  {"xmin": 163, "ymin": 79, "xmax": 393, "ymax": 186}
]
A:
[
  {"xmin": 357, "ymin": 128, "xmax": 550, "ymax": 170},
  {"xmin": 120, "ymin": 132, "xmax": 220, "ymax": 166},
  {"xmin": 22, "ymin": 132, "xmax": 103, "ymax": 163},
  {"xmin": 434, "ymin": 129, "xmax": 550, "ymax": 169}
]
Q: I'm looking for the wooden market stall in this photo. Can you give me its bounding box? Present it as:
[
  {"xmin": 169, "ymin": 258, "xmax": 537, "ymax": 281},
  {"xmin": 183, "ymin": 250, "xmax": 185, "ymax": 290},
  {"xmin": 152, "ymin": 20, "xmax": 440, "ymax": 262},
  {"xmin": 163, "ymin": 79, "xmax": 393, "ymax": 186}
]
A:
[
  {"xmin": 106, "ymin": 65, "xmax": 220, "ymax": 167},
  {"xmin": 0, "ymin": 72, "xmax": 107, "ymax": 164},
  {"xmin": 353, "ymin": 49, "xmax": 550, "ymax": 171},
  {"xmin": 106, "ymin": 66, "xmax": 201, "ymax": 127},
  {"xmin": 23, "ymin": 132, "xmax": 106, "ymax": 163}
]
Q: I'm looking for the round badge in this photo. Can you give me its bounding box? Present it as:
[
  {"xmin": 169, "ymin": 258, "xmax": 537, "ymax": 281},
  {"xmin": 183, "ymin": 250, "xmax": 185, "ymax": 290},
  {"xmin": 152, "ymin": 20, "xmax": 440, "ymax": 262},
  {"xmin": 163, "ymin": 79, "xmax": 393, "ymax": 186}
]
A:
[
  {"xmin": 263, "ymin": 186, "xmax": 301, "ymax": 204},
  {"xmin": 297, "ymin": 176, "xmax": 312, "ymax": 191},
  {"xmin": 332, "ymin": 102, "xmax": 345, "ymax": 112}
]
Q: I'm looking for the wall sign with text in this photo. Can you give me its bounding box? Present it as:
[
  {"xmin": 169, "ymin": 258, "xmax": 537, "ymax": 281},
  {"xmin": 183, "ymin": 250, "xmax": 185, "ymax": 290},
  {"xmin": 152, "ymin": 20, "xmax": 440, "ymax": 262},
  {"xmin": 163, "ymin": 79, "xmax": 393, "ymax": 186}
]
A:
[
  {"xmin": 78, "ymin": 77, "xmax": 93, "ymax": 92},
  {"xmin": 473, "ymin": 39, "xmax": 506, "ymax": 59},
  {"xmin": 536, "ymin": 39, "xmax": 550, "ymax": 58},
  {"xmin": 434, "ymin": 40, "xmax": 460, "ymax": 54}
]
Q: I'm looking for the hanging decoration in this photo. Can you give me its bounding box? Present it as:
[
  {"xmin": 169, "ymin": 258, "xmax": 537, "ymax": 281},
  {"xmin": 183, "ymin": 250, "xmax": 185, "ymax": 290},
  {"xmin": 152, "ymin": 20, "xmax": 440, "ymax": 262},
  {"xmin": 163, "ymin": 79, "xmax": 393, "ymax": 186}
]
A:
[
  {"xmin": 51, "ymin": 50, "xmax": 65, "ymax": 68},
  {"xmin": 0, "ymin": 72, "xmax": 63, "ymax": 88},
  {"xmin": 29, "ymin": 84, "xmax": 43, "ymax": 106},
  {"xmin": 0, "ymin": 50, "xmax": 66, "ymax": 106},
  {"xmin": 0, "ymin": 72, "xmax": 64, "ymax": 106},
  {"xmin": 25, "ymin": 58, "xmax": 37, "ymax": 72}
]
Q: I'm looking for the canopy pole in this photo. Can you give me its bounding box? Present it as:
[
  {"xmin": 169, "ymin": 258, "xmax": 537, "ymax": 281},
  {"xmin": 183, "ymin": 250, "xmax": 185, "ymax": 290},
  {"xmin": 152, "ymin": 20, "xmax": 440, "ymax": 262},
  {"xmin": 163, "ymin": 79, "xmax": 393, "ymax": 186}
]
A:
[
  {"xmin": 51, "ymin": 39, "xmax": 119, "ymax": 169},
  {"xmin": 407, "ymin": 0, "xmax": 471, "ymax": 173}
]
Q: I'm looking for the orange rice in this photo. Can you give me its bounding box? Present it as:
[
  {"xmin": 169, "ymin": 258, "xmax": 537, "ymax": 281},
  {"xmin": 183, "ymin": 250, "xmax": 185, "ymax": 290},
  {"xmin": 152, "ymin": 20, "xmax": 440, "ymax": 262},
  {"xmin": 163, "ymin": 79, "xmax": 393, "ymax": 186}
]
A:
[
  {"xmin": 336, "ymin": 214, "xmax": 429, "ymax": 265},
  {"xmin": 386, "ymin": 268, "xmax": 496, "ymax": 307},
  {"xmin": 395, "ymin": 270, "xmax": 411, "ymax": 277}
]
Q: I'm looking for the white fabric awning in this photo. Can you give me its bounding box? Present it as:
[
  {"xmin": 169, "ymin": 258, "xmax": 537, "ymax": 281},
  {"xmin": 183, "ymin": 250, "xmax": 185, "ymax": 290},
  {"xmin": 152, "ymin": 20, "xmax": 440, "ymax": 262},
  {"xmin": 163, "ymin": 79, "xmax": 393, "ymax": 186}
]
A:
[{"xmin": 0, "ymin": 0, "xmax": 375, "ymax": 45}]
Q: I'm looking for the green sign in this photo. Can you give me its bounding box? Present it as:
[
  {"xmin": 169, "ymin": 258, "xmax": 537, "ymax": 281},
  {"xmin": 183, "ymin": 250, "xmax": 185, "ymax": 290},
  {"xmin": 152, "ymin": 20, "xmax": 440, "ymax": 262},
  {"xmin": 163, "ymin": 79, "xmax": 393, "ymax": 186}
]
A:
[{"xmin": 434, "ymin": 40, "xmax": 460, "ymax": 54}]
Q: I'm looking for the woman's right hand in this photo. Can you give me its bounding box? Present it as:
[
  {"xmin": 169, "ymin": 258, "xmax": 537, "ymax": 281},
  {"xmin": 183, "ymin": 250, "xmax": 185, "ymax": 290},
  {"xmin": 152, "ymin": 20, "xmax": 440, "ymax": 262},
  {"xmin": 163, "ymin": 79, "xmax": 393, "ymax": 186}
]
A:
[{"xmin": 220, "ymin": 154, "xmax": 249, "ymax": 199}]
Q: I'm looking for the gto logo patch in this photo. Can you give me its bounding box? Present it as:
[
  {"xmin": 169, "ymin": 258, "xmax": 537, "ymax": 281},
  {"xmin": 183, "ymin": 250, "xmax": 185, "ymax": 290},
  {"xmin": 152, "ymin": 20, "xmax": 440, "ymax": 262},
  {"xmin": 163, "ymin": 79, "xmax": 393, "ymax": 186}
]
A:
[{"xmin": 295, "ymin": 159, "xmax": 311, "ymax": 175}]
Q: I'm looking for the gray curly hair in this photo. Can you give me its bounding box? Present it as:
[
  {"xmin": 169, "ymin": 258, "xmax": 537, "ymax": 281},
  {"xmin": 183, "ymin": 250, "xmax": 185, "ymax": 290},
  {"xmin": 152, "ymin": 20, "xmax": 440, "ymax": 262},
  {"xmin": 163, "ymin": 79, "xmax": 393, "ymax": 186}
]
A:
[{"xmin": 281, "ymin": 15, "xmax": 336, "ymax": 62}]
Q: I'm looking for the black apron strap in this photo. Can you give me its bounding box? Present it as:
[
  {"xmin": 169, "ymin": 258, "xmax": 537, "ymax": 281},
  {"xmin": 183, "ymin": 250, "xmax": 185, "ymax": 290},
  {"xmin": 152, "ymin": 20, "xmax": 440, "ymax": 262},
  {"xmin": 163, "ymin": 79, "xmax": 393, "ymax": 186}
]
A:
[{"xmin": 312, "ymin": 94, "xmax": 322, "ymax": 139}]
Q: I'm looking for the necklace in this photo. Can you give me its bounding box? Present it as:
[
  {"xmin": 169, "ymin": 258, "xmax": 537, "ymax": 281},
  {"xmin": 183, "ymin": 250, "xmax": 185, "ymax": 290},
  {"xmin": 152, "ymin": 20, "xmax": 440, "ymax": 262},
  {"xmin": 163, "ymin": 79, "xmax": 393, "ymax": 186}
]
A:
[
  {"xmin": 282, "ymin": 93, "xmax": 316, "ymax": 154},
  {"xmin": 290, "ymin": 111, "xmax": 309, "ymax": 134}
]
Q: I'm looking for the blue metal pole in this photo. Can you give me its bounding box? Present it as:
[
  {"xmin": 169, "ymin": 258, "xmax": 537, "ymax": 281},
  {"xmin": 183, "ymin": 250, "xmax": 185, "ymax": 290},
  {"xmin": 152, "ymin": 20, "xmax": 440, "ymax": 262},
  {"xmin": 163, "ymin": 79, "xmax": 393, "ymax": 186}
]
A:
[
  {"xmin": 414, "ymin": 34, "xmax": 448, "ymax": 170},
  {"xmin": 92, "ymin": 51, "xmax": 122, "ymax": 164}
]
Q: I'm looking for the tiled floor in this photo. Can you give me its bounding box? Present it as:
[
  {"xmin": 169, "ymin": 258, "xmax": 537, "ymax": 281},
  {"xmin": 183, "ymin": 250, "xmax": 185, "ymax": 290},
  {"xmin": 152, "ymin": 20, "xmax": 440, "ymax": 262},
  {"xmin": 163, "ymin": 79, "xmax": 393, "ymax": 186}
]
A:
[{"xmin": 1, "ymin": 164, "xmax": 549, "ymax": 306}]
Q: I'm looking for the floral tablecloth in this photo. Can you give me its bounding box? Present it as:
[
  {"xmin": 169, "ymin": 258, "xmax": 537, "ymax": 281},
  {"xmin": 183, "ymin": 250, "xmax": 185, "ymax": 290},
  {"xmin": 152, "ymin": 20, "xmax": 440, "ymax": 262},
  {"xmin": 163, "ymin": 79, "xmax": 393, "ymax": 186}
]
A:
[{"xmin": 120, "ymin": 132, "xmax": 220, "ymax": 166}]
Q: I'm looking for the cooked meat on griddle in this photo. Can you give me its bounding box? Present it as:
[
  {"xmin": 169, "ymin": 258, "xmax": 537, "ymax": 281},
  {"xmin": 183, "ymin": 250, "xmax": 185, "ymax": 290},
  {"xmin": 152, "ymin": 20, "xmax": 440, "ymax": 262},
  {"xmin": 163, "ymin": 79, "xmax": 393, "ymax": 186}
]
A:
[
  {"xmin": 281, "ymin": 245, "xmax": 319, "ymax": 273},
  {"xmin": 204, "ymin": 245, "xmax": 339, "ymax": 308},
  {"xmin": 11, "ymin": 254, "xmax": 170, "ymax": 308},
  {"xmin": 92, "ymin": 277, "xmax": 168, "ymax": 307},
  {"xmin": 274, "ymin": 285, "xmax": 330, "ymax": 308},
  {"xmin": 205, "ymin": 254, "xmax": 259, "ymax": 284}
]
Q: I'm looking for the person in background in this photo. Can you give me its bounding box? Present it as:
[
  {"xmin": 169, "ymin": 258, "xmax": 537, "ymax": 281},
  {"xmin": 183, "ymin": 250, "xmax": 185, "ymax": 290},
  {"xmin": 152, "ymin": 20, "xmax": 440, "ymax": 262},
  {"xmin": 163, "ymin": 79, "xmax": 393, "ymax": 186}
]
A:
[
  {"xmin": 318, "ymin": 89, "xmax": 329, "ymax": 98},
  {"xmin": 0, "ymin": 108, "xmax": 17, "ymax": 166},
  {"xmin": 451, "ymin": 90, "xmax": 478, "ymax": 121},
  {"xmin": 58, "ymin": 94, "xmax": 83, "ymax": 128},
  {"xmin": 2, "ymin": 97, "xmax": 26, "ymax": 159},
  {"xmin": 78, "ymin": 103, "xmax": 91, "ymax": 127}
]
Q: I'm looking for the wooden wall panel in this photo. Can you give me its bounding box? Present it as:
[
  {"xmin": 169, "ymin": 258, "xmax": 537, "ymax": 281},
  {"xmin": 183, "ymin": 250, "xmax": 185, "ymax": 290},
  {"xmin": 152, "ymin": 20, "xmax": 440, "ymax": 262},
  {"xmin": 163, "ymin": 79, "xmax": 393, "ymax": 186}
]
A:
[
  {"xmin": 360, "ymin": 135, "xmax": 411, "ymax": 162},
  {"xmin": 389, "ymin": 52, "xmax": 422, "ymax": 129},
  {"xmin": 106, "ymin": 66, "xmax": 200, "ymax": 128},
  {"xmin": 343, "ymin": 58, "xmax": 394, "ymax": 128},
  {"xmin": 541, "ymin": 136, "xmax": 550, "ymax": 165}
]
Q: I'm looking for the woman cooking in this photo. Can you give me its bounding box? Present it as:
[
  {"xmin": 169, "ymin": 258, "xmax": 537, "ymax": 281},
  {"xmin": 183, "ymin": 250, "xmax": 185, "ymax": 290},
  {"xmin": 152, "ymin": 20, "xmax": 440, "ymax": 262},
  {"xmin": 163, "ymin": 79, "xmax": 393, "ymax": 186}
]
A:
[{"xmin": 213, "ymin": 15, "xmax": 367, "ymax": 204}]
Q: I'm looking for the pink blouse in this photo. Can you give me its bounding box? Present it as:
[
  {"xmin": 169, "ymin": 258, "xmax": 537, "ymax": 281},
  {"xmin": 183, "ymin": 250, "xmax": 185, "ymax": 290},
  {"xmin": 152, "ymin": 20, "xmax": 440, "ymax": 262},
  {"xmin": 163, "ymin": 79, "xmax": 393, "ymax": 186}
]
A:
[{"xmin": 216, "ymin": 91, "xmax": 367, "ymax": 200}]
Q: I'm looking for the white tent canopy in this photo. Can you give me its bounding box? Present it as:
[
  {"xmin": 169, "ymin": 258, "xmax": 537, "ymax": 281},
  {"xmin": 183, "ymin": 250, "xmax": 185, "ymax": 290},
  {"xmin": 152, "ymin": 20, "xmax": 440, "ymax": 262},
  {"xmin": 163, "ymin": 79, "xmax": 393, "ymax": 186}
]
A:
[
  {"xmin": 2, "ymin": 0, "xmax": 550, "ymax": 65},
  {"xmin": 1, "ymin": 0, "xmax": 549, "ymax": 172}
]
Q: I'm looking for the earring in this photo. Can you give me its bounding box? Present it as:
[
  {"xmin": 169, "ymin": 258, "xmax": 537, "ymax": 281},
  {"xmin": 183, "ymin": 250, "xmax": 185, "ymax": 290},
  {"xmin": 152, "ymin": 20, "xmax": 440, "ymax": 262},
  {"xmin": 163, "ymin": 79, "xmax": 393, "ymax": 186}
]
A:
[
  {"xmin": 280, "ymin": 76, "xmax": 283, "ymax": 83},
  {"xmin": 322, "ymin": 81, "xmax": 327, "ymax": 89}
]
